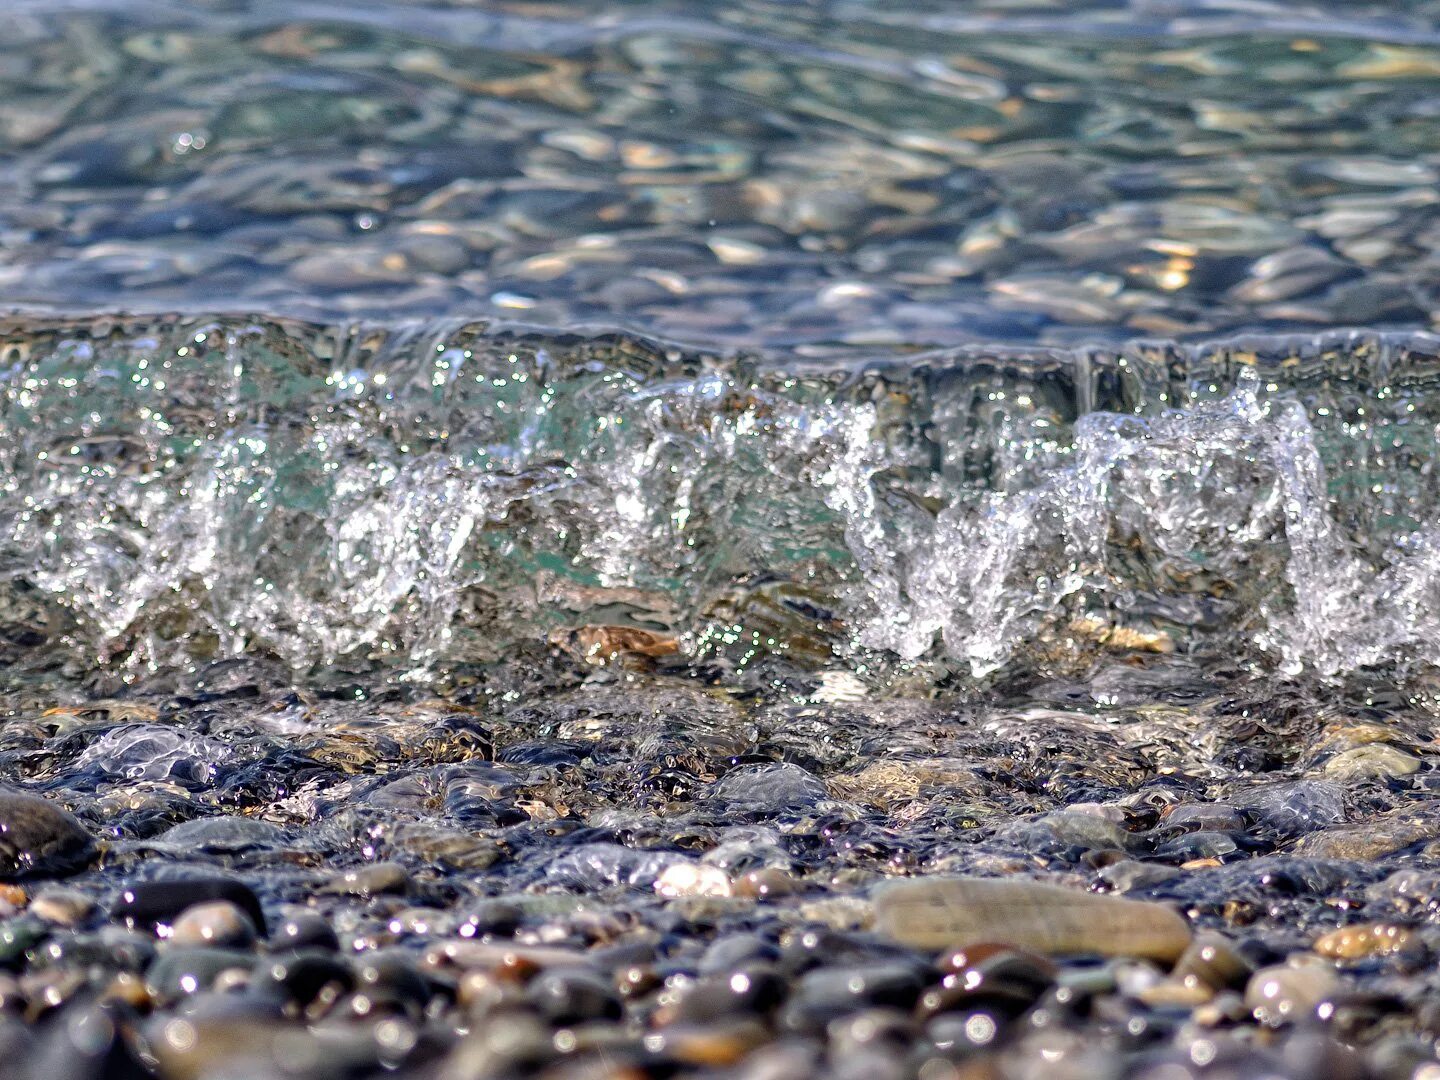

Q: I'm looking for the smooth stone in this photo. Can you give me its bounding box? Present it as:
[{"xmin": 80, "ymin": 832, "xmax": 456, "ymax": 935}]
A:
[
  {"xmin": 112, "ymin": 877, "xmax": 267, "ymax": 936},
  {"xmin": 325, "ymin": 861, "xmax": 410, "ymax": 898},
  {"xmin": 1099, "ymin": 861, "xmax": 1180, "ymax": 893},
  {"xmin": 699, "ymin": 934, "xmax": 780, "ymax": 976},
  {"xmin": 1245, "ymin": 960, "xmax": 1341, "ymax": 1025},
  {"xmin": 643, "ymin": 1018, "xmax": 770, "ymax": 1067},
  {"xmin": 707, "ymin": 764, "xmax": 827, "ymax": 813},
  {"xmin": 1294, "ymin": 804, "xmax": 1440, "ymax": 860},
  {"xmin": 251, "ymin": 950, "xmax": 354, "ymax": 1010},
  {"xmin": 1173, "ymin": 932, "xmax": 1254, "ymax": 992},
  {"xmin": 146, "ymin": 997, "xmax": 363, "ymax": 1080},
  {"xmin": 873, "ymin": 877, "xmax": 1191, "ymax": 961},
  {"xmin": 795, "ymin": 963, "xmax": 926, "ymax": 1015},
  {"xmin": 920, "ymin": 946, "xmax": 1054, "ymax": 1018},
  {"xmin": 1312, "ymin": 923, "xmax": 1417, "ymax": 960},
  {"xmin": 352, "ymin": 950, "xmax": 432, "ymax": 1019},
  {"xmin": 268, "ymin": 912, "xmax": 339, "ymax": 953},
  {"xmin": 526, "ymin": 967, "xmax": 621, "ymax": 1025},
  {"xmin": 154, "ymin": 816, "xmax": 289, "ymax": 853},
  {"xmin": 1322, "ymin": 745, "xmax": 1421, "ymax": 781},
  {"xmin": 0, "ymin": 791, "xmax": 95, "ymax": 880},
  {"xmin": 669, "ymin": 966, "xmax": 786, "ymax": 1023},
  {"xmin": 732, "ymin": 868, "xmax": 798, "ymax": 900},
  {"xmin": 147, "ymin": 946, "xmax": 256, "ymax": 1003},
  {"xmin": 28, "ymin": 887, "xmax": 96, "ymax": 927},
  {"xmin": 170, "ymin": 901, "xmax": 257, "ymax": 949}
]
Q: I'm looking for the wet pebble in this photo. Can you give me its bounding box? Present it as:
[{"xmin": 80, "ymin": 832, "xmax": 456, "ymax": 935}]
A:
[
  {"xmin": 1312, "ymin": 922, "xmax": 1417, "ymax": 960},
  {"xmin": 170, "ymin": 900, "xmax": 257, "ymax": 949},
  {"xmin": 112, "ymin": 877, "xmax": 266, "ymax": 936},
  {"xmin": 1245, "ymin": 959, "xmax": 1341, "ymax": 1025},
  {"xmin": 0, "ymin": 792, "xmax": 95, "ymax": 881},
  {"xmin": 269, "ymin": 911, "xmax": 340, "ymax": 952},
  {"xmin": 147, "ymin": 946, "xmax": 256, "ymax": 1004},
  {"xmin": 526, "ymin": 967, "xmax": 621, "ymax": 1026},
  {"xmin": 27, "ymin": 888, "xmax": 94, "ymax": 927},
  {"xmin": 873, "ymin": 876, "xmax": 1191, "ymax": 961},
  {"xmin": 325, "ymin": 861, "xmax": 411, "ymax": 898}
]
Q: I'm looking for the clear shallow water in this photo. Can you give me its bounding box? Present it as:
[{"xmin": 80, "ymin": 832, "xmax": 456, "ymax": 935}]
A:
[{"xmin": 8, "ymin": 1, "xmax": 1440, "ymax": 351}]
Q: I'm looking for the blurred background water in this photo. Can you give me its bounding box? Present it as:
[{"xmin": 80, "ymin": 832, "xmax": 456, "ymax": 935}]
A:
[{"xmin": 7, "ymin": 0, "xmax": 1440, "ymax": 352}]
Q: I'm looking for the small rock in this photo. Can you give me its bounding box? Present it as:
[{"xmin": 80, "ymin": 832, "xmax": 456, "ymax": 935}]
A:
[
  {"xmin": 732, "ymin": 868, "xmax": 797, "ymax": 900},
  {"xmin": 268, "ymin": 912, "xmax": 339, "ymax": 952},
  {"xmin": 1173, "ymin": 932, "xmax": 1254, "ymax": 992},
  {"xmin": 28, "ymin": 887, "xmax": 94, "ymax": 927},
  {"xmin": 113, "ymin": 877, "xmax": 267, "ymax": 937},
  {"xmin": 1322, "ymin": 745, "xmax": 1421, "ymax": 781},
  {"xmin": 170, "ymin": 901, "xmax": 257, "ymax": 949},
  {"xmin": 655, "ymin": 862, "xmax": 732, "ymax": 899},
  {"xmin": 873, "ymin": 876, "xmax": 1191, "ymax": 961},
  {"xmin": 1099, "ymin": 861, "xmax": 1180, "ymax": 893},
  {"xmin": 643, "ymin": 1018, "xmax": 770, "ymax": 1067},
  {"xmin": 0, "ymin": 791, "xmax": 95, "ymax": 881},
  {"xmin": 146, "ymin": 947, "xmax": 256, "ymax": 1004},
  {"xmin": 1313, "ymin": 923, "xmax": 1417, "ymax": 960},
  {"xmin": 1245, "ymin": 960, "xmax": 1341, "ymax": 1025},
  {"xmin": 526, "ymin": 967, "xmax": 621, "ymax": 1025},
  {"xmin": 325, "ymin": 862, "xmax": 409, "ymax": 898}
]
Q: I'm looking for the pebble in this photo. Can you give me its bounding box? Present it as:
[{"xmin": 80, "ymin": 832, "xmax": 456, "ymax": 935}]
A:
[
  {"xmin": 0, "ymin": 792, "xmax": 95, "ymax": 881},
  {"xmin": 873, "ymin": 877, "xmax": 1191, "ymax": 961},
  {"xmin": 112, "ymin": 877, "xmax": 267, "ymax": 936},
  {"xmin": 325, "ymin": 862, "xmax": 410, "ymax": 898},
  {"xmin": 1245, "ymin": 960, "xmax": 1341, "ymax": 1025},
  {"xmin": 732, "ymin": 868, "xmax": 797, "ymax": 900},
  {"xmin": 526, "ymin": 967, "xmax": 622, "ymax": 1026},
  {"xmin": 170, "ymin": 901, "xmax": 257, "ymax": 949},
  {"xmin": 27, "ymin": 888, "xmax": 95, "ymax": 927},
  {"xmin": 146, "ymin": 947, "xmax": 256, "ymax": 1004},
  {"xmin": 644, "ymin": 1018, "xmax": 770, "ymax": 1067},
  {"xmin": 269, "ymin": 912, "xmax": 340, "ymax": 952},
  {"xmin": 1173, "ymin": 933, "xmax": 1254, "ymax": 993},
  {"xmin": 1322, "ymin": 744, "xmax": 1421, "ymax": 781},
  {"xmin": 1312, "ymin": 923, "xmax": 1417, "ymax": 960}
]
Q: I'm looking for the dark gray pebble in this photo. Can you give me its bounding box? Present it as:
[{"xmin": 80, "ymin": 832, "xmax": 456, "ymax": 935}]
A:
[{"xmin": 0, "ymin": 791, "xmax": 95, "ymax": 881}]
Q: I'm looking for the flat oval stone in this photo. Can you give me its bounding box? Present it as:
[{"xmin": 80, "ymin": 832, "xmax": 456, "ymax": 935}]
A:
[
  {"xmin": 1313, "ymin": 922, "xmax": 1416, "ymax": 960},
  {"xmin": 873, "ymin": 876, "xmax": 1191, "ymax": 962},
  {"xmin": 0, "ymin": 791, "xmax": 95, "ymax": 881}
]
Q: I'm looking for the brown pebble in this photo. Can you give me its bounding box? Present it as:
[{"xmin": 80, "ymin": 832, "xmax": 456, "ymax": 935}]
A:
[
  {"xmin": 171, "ymin": 901, "xmax": 257, "ymax": 949},
  {"xmin": 100, "ymin": 972, "xmax": 152, "ymax": 1011},
  {"xmin": 733, "ymin": 868, "xmax": 797, "ymax": 900},
  {"xmin": 873, "ymin": 877, "xmax": 1191, "ymax": 962},
  {"xmin": 1173, "ymin": 932, "xmax": 1253, "ymax": 992},
  {"xmin": 642, "ymin": 1019, "xmax": 770, "ymax": 1067},
  {"xmin": 29, "ymin": 887, "xmax": 93, "ymax": 926},
  {"xmin": 1313, "ymin": 922, "xmax": 1415, "ymax": 960}
]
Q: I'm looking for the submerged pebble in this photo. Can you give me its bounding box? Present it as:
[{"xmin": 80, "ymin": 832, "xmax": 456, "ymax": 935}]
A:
[
  {"xmin": 872, "ymin": 877, "xmax": 1191, "ymax": 961},
  {"xmin": 0, "ymin": 792, "xmax": 95, "ymax": 881}
]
